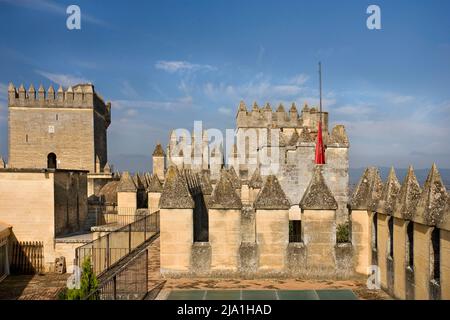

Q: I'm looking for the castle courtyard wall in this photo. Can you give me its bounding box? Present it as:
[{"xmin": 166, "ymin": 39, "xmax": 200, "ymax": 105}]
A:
[
  {"xmin": 209, "ymin": 208, "xmax": 241, "ymax": 272},
  {"xmin": 413, "ymin": 223, "xmax": 432, "ymax": 300},
  {"xmin": 0, "ymin": 171, "xmax": 55, "ymax": 270},
  {"xmin": 302, "ymin": 209, "xmax": 336, "ymax": 272},
  {"xmin": 351, "ymin": 209, "xmax": 372, "ymax": 275},
  {"xmin": 376, "ymin": 213, "xmax": 389, "ymax": 289},
  {"xmin": 256, "ymin": 209, "xmax": 289, "ymax": 272},
  {"xmin": 441, "ymin": 229, "xmax": 450, "ymax": 299},
  {"xmin": 393, "ymin": 217, "xmax": 407, "ymax": 299},
  {"xmin": 160, "ymin": 208, "xmax": 193, "ymax": 275}
]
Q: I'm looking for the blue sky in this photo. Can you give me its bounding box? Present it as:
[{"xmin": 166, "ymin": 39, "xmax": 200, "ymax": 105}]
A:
[{"xmin": 0, "ymin": 0, "xmax": 449, "ymax": 172}]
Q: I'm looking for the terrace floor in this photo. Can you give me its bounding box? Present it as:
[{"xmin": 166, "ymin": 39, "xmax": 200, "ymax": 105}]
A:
[{"xmin": 147, "ymin": 238, "xmax": 391, "ymax": 300}]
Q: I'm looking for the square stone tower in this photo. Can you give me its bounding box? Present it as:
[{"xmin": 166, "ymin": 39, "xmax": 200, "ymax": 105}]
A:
[{"xmin": 7, "ymin": 83, "xmax": 111, "ymax": 173}]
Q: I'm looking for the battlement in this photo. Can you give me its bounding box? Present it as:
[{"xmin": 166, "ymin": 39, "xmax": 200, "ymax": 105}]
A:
[
  {"xmin": 8, "ymin": 83, "xmax": 111, "ymax": 124},
  {"xmin": 236, "ymin": 101, "xmax": 329, "ymax": 132}
]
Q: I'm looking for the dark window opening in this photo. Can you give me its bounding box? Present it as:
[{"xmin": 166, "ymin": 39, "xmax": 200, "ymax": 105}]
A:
[
  {"xmin": 185, "ymin": 173, "xmax": 208, "ymax": 242},
  {"xmin": 289, "ymin": 220, "xmax": 302, "ymax": 243},
  {"xmin": 56, "ymin": 114, "xmax": 58, "ymax": 121},
  {"xmin": 47, "ymin": 153, "xmax": 57, "ymax": 169},
  {"xmin": 431, "ymin": 228, "xmax": 440, "ymax": 283},
  {"xmin": 25, "ymin": 134, "xmax": 28, "ymax": 143},
  {"xmin": 372, "ymin": 214, "xmax": 378, "ymax": 250},
  {"xmin": 407, "ymin": 222, "xmax": 414, "ymax": 269},
  {"xmin": 388, "ymin": 217, "xmax": 394, "ymax": 259}
]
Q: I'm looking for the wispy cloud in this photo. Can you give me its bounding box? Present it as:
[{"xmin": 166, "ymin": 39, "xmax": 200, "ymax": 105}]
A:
[
  {"xmin": 334, "ymin": 104, "xmax": 375, "ymax": 116},
  {"xmin": 155, "ymin": 60, "xmax": 216, "ymax": 73},
  {"xmin": 120, "ymin": 80, "xmax": 139, "ymax": 99},
  {"xmin": 0, "ymin": 0, "xmax": 109, "ymax": 27},
  {"xmin": 203, "ymin": 73, "xmax": 313, "ymax": 105},
  {"xmin": 218, "ymin": 107, "xmax": 233, "ymax": 116},
  {"xmin": 113, "ymin": 95, "xmax": 194, "ymax": 112},
  {"xmin": 35, "ymin": 70, "xmax": 92, "ymax": 87}
]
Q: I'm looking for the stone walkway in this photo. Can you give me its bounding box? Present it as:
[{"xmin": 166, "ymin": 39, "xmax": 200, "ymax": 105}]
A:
[
  {"xmin": 0, "ymin": 273, "xmax": 69, "ymax": 300},
  {"xmin": 146, "ymin": 238, "xmax": 391, "ymax": 300},
  {"xmin": 0, "ymin": 235, "xmax": 390, "ymax": 300}
]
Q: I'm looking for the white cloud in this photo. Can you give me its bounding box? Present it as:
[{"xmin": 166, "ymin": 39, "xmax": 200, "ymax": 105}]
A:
[
  {"xmin": 334, "ymin": 104, "xmax": 375, "ymax": 116},
  {"xmin": 120, "ymin": 80, "xmax": 139, "ymax": 99},
  {"xmin": 112, "ymin": 95, "xmax": 194, "ymax": 112},
  {"xmin": 218, "ymin": 107, "xmax": 233, "ymax": 116},
  {"xmin": 385, "ymin": 93, "xmax": 414, "ymax": 105},
  {"xmin": 289, "ymin": 74, "xmax": 309, "ymax": 86},
  {"xmin": 35, "ymin": 70, "xmax": 92, "ymax": 87},
  {"xmin": 155, "ymin": 60, "xmax": 216, "ymax": 73}
]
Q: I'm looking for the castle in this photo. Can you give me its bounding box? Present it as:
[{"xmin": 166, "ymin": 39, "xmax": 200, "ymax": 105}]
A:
[
  {"xmin": 161, "ymin": 101, "xmax": 349, "ymax": 223},
  {"xmin": 0, "ymin": 82, "xmax": 449, "ymax": 300},
  {"xmin": 6, "ymin": 83, "xmax": 113, "ymax": 195}
]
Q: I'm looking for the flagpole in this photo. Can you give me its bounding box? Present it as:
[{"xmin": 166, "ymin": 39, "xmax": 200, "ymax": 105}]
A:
[{"xmin": 319, "ymin": 62, "xmax": 322, "ymax": 118}]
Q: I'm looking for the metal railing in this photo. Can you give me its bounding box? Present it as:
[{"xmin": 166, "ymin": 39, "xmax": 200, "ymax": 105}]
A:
[
  {"xmin": 84, "ymin": 249, "xmax": 149, "ymax": 300},
  {"xmin": 75, "ymin": 211, "xmax": 159, "ymax": 276},
  {"xmin": 101, "ymin": 213, "xmax": 145, "ymax": 226}
]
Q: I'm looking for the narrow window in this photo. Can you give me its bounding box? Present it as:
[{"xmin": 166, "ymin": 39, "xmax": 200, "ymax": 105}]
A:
[
  {"xmin": 431, "ymin": 228, "xmax": 440, "ymax": 283},
  {"xmin": 407, "ymin": 222, "xmax": 414, "ymax": 269},
  {"xmin": 25, "ymin": 134, "xmax": 28, "ymax": 143},
  {"xmin": 289, "ymin": 220, "xmax": 302, "ymax": 243},
  {"xmin": 56, "ymin": 114, "xmax": 58, "ymax": 121},
  {"xmin": 47, "ymin": 153, "xmax": 57, "ymax": 169},
  {"xmin": 388, "ymin": 217, "xmax": 394, "ymax": 259},
  {"xmin": 372, "ymin": 214, "xmax": 378, "ymax": 250}
]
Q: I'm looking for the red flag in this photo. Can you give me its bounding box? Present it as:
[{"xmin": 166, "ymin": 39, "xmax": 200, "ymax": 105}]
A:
[{"xmin": 315, "ymin": 121, "xmax": 325, "ymax": 164}]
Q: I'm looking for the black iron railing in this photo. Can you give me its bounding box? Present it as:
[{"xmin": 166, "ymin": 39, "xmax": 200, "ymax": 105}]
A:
[
  {"xmin": 75, "ymin": 211, "xmax": 159, "ymax": 276},
  {"xmin": 84, "ymin": 248, "xmax": 149, "ymax": 300}
]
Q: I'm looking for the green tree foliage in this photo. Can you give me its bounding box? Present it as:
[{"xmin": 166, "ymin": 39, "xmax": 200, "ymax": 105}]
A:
[
  {"xmin": 336, "ymin": 222, "xmax": 350, "ymax": 243},
  {"xmin": 66, "ymin": 256, "xmax": 99, "ymax": 300}
]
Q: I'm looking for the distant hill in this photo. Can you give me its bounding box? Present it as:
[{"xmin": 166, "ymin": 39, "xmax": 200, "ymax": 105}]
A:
[{"xmin": 349, "ymin": 167, "xmax": 450, "ymax": 191}]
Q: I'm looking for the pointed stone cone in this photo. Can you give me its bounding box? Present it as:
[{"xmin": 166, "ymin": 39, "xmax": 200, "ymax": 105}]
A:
[
  {"xmin": 47, "ymin": 85, "xmax": 55, "ymax": 99},
  {"xmin": 152, "ymin": 143, "xmax": 165, "ymax": 157},
  {"xmin": 28, "ymin": 84, "xmax": 36, "ymax": 99},
  {"xmin": 254, "ymin": 175, "xmax": 290, "ymax": 210},
  {"xmin": 225, "ymin": 166, "xmax": 241, "ymax": 189},
  {"xmin": 159, "ymin": 166, "xmax": 194, "ymax": 209},
  {"xmin": 117, "ymin": 171, "xmax": 137, "ymax": 192},
  {"xmin": 300, "ymin": 165, "xmax": 338, "ymax": 210},
  {"xmin": 264, "ymin": 102, "xmax": 272, "ymax": 111},
  {"xmin": 252, "ymin": 101, "xmax": 259, "ymax": 111},
  {"xmin": 210, "ymin": 170, "xmax": 242, "ymax": 209},
  {"xmin": 238, "ymin": 100, "xmax": 247, "ymax": 112},
  {"xmin": 8, "ymin": 83, "xmax": 15, "ymax": 92},
  {"xmin": 289, "ymin": 130, "xmax": 299, "ymax": 146},
  {"xmin": 249, "ymin": 167, "xmax": 263, "ymax": 189},
  {"xmin": 413, "ymin": 164, "xmax": 448, "ymax": 226},
  {"xmin": 302, "ymin": 102, "xmax": 309, "ymax": 112},
  {"xmin": 350, "ymin": 167, "xmax": 384, "ymax": 211},
  {"xmin": 104, "ymin": 162, "xmax": 112, "ymax": 173},
  {"xmin": 290, "ymin": 102, "xmax": 298, "ymax": 113},
  {"xmin": 38, "ymin": 84, "xmax": 45, "ymax": 100},
  {"xmin": 147, "ymin": 174, "xmax": 163, "ymax": 193},
  {"xmin": 393, "ymin": 166, "xmax": 421, "ymax": 220},
  {"xmin": 276, "ymin": 103, "xmax": 285, "ymax": 112},
  {"xmin": 376, "ymin": 167, "xmax": 401, "ymax": 215},
  {"xmin": 200, "ymin": 170, "xmax": 213, "ymax": 195},
  {"xmin": 299, "ymin": 127, "xmax": 313, "ymax": 143}
]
